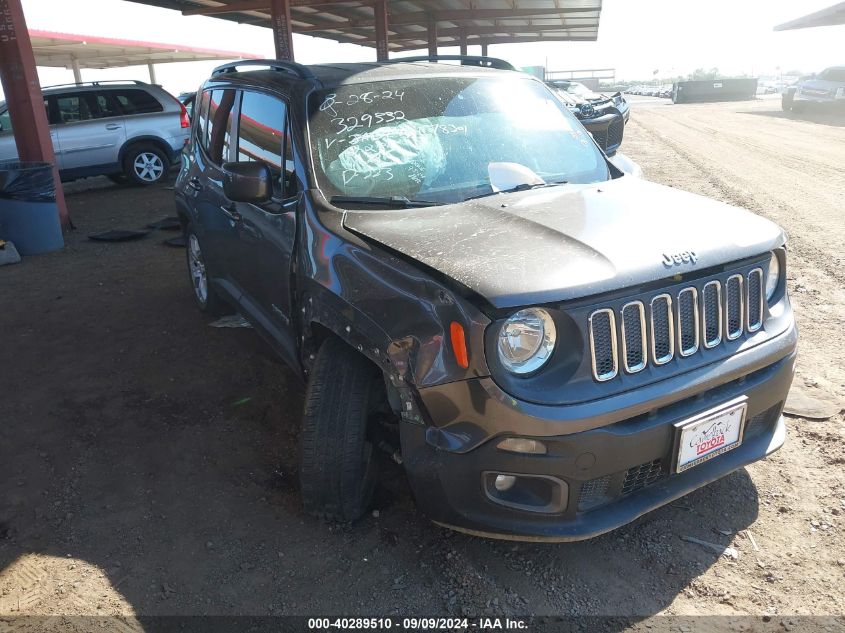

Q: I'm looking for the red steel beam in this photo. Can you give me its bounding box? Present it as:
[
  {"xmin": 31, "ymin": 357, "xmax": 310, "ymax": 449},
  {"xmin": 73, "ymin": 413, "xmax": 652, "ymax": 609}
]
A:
[
  {"xmin": 427, "ymin": 14, "xmax": 437, "ymax": 56},
  {"xmin": 0, "ymin": 0, "xmax": 69, "ymax": 228},
  {"xmin": 374, "ymin": 0, "xmax": 388, "ymax": 61},
  {"xmin": 269, "ymin": 0, "xmax": 294, "ymax": 60}
]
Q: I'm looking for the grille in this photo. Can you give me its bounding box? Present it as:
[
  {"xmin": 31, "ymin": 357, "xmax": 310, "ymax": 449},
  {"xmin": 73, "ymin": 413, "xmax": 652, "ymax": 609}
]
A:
[
  {"xmin": 747, "ymin": 268, "xmax": 763, "ymax": 332},
  {"xmin": 621, "ymin": 301, "xmax": 647, "ymax": 373},
  {"xmin": 606, "ymin": 118, "xmax": 624, "ymax": 152},
  {"xmin": 590, "ymin": 128, "xmax": 609, "ymax": 151},
  {"xmin": 650, "ymin": 294, "xmax": 674, "ymax": 365},
  {"xmin": 588, "ymin": 267, "xmax": 764, "ymax": 383},
  {"xmin": 589, "ymin": 309, "xmax": 618, "ymax": 381},
  {"xmin": 677, "ymin": 288, "xmax": 699, "ymax": 356},
  {"xmin": 744, "ymin": 403, "xmax": 782, "ymax": 439},
  {"xmin": 725, "ymin": 274, "xmax": 744, "ymax": 340},
  {"xmin": 702, "ymin": 281, "xmax": 722, "ymax": 348},
  {"xmin": 577, "ymin": 475, "xmax": 612, "ymax": 511},
  {"xmin": 621, "ymin": 459, "xmax": 665, "ymax": 496}
]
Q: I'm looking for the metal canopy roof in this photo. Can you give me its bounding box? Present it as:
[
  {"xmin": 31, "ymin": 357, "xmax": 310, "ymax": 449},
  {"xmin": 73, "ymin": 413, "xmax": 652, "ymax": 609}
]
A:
[
  {"xmin": 29, "ymin": 29, "xmax": 261, "ymax": 69},
  {"xmin": 124, "ymin": 1, "xmax": 602, "ymax": 52},
  {"xmin": 774, "ymin": 1, "xmax": 845, "ymax": 30}
]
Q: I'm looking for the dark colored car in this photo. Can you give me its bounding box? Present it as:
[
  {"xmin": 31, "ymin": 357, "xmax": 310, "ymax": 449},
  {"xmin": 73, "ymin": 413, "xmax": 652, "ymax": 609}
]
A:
[
  {"xmin": 547, "ymin": 83, "xmax": 626, "ymax": 155},
  {"xmin": 175, "ymin": 57, "xmax": 797, "ymax": 542},
  {"xmin": 782, "ymin": 67, "xmax": 845, "ymax": 112}
]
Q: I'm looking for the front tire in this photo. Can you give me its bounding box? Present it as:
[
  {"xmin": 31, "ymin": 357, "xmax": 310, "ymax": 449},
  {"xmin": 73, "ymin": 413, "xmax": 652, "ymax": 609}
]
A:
[
  {"xmin": 300, "ymin": 337, "xmax": 380, "ymax": 522},
  {"xmin": 781, "ymin": 92, "xmax": 794, "ymax": 112},
  {"xmin": 123, "ymin": 144, "xmax": 169, "ymax": 185}
]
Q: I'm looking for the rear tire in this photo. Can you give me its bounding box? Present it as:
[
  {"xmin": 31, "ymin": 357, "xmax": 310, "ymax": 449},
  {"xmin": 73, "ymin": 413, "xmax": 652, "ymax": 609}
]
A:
[
  {"xmin": 123, "ymin": 144, "xmax": 170, "ymax": 185},
  {"xmin": 184, "ymin": 224, "xmax": 227, "ymax": 315},
  {"xmin": 781, "ymin": 92, "xmax": 794, "ymax": 112},
  {"xmin": 300, "ymin": 337, "xmax": 380, "ymax": 522}
]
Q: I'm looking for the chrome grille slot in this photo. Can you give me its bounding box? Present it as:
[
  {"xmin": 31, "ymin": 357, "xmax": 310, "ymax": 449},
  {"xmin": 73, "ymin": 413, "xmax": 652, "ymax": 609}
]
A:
[
  {"xmin": 589, "ymin": 309, "xmax": 618, "ymax": 381},
  {"xmin": 620, "ymin": 301, "xmax": 647, "ymax": 373},
  {"xmin": 701, "ymin": 281, "xmax": 722, "ymax": 349},
  {"xmin": 725, "ymin": 274, "xmax": 744, "ymax": 340},
  {"xmin": 677, "ymin": 287, "xmax": 699, "ymax": 357},
  {"xmin": 650, "ymin": 294, "xmax": 674, "ymax": 365},
  {"xmin": 747, "ymin": 268, "xmax": 763, "ymax": 332}
]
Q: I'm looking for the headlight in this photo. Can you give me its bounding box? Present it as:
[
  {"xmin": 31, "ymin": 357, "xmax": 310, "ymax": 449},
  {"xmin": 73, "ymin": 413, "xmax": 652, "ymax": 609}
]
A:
[
  {"xmin": 766, "ymin": 252, "xmax": 780, "ymax": 301},
  {"xmin": 497, "ymin": 308, "xmax": 556, "ymax": 375}
]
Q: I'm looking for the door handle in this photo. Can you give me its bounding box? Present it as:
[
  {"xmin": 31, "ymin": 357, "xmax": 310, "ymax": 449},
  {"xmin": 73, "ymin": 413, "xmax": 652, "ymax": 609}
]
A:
[
  {"xmin": 220, "ymin": 205, "xmax": 242, "ymax": 222},
  {"xmin": 187, "ymin": 177, "xmax": 203, "ymax": 192},
  {"xmin": 105, "ymin": 123, "xmax": 121, "ymax": 130}
]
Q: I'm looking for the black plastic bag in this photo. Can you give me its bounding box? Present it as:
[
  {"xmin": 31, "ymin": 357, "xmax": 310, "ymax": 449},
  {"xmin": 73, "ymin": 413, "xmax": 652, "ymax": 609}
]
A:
[{"xmin": 0, "ymin": 161, "xmax": 56, "ymax": 202}]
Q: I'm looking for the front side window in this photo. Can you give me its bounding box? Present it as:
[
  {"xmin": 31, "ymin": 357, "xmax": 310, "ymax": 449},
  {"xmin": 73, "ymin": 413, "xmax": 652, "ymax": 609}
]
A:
[
  {"xmin": 0, "ymin": 109, "xmax": 12, "ymax": 133},
  {"xmin": 309, "ymin": 76, "xmax": 609, "ymax": 204},
  {"xmin": 53, "ymin": 93, "xmax": 94, "ymax": 124},
  {"xmin": 236, "ymin": 90, "xmax": 288, "ymax": 197}
]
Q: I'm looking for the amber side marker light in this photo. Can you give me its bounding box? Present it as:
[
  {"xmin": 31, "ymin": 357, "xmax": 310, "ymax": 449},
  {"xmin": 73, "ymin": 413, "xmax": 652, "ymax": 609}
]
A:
[{"xmin": 450, "ymin": 321, "xmax": 469, "ymax": 369}]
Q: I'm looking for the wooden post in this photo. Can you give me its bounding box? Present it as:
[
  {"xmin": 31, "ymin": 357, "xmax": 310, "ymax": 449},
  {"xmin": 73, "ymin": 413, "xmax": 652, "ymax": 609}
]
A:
[
  {"xmin": 458, "ymin": 29, "xmax": 467, "ymax": 56},
  {"xmin": 147, "ymin": 62, "xmax": 157, "ymax": 84},
  {"xmin": 0, "ymin": 0, "xmax": 69, "ymax": 228},
  {"xmin": 71, "ymin": 57, "xmax": 82, "ymax": 83},
  {"xmin": 374, "ymin": 0, "xmax": 388, "ymax": 61},
  {"xmin": 480, "ymin": 42, "xmax": 488, "ymax": 57},
  {"xmin": 427, "ymin": 15, "xmax": 437, "ymax": 57},
  {"xmin": 270, "ymin": 0, "xmax": 294, "ymax": 61}
]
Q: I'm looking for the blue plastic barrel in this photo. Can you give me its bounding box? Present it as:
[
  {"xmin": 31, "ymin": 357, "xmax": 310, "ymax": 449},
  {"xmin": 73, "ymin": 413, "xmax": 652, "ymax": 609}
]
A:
[{"xmin": 0, "ymin": 161, "xmax": 64, "ymax": 255}]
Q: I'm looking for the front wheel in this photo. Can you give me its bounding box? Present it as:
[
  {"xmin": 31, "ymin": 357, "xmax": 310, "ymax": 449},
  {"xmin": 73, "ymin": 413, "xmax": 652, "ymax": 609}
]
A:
[
  {"xmin": 299, "ymin": 337, "xmax": 380, "ymax": 522},
  {"xmin": 781, "ymin": 92, "xmax": 794, "ymax": 112},
  {"xmin": 123, "ymin": 144, "xmax": 170, "ymax": 185}
]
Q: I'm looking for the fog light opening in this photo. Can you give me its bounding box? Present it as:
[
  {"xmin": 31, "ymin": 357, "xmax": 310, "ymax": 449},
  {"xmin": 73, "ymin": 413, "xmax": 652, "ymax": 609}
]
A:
[
  {"xmin": 494, "ymin": 474, "xmax": 517, "ymax": 491},
  {"xmin": 483, "ymin": 472, "xmax": 568, "ymax": 514}
]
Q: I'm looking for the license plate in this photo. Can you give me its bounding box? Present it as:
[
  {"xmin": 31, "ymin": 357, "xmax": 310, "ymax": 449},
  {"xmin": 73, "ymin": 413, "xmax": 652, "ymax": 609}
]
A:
[{"xmin": 674, "ymin": 397, "xmax": 747, "ymax": 473}]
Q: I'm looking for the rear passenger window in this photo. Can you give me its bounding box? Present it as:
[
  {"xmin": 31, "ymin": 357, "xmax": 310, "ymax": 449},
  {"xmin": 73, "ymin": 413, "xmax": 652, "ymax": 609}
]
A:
[
  {"xmin": 94, "ymin": 93, "xmax": 121, "ymax": 119},
  {"xmin": 195, "ymin": 90, "xmax": 211, "ymax": 148},
  {"xmin": 236, "ymin": 91, "xmax": 290, "ymax": 197},
  {"xmin": 53, "ymin": 93, "xmax": 94, "ymax": 124},
  {"xmin": 112, "ymin": 89, "xmax": 163, "ymax": 115},
  {"xmin": 201, "ymin": 89, "xmax": 236, "ymax": 165}
]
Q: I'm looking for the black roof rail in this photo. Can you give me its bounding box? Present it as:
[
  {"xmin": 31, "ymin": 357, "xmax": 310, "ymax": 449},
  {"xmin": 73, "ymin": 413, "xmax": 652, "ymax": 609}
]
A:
[
  {"xmin": 212, "ymin": 59, "xmax": 315, "ymax": 80},
  {"xmin": 386, "ymin": 55, "xmax": 517, "ymax": 71},
  {"xmin": 42, "ymin": 79, "xmax": 148, "ymax": 90}
]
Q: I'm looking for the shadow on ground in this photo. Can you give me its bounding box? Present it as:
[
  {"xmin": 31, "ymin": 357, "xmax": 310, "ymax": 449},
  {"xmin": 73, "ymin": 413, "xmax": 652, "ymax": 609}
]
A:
[
  {"xmin": 738, "ymin": 107, "xmax": 845, "ymax": 127},
  {"xmin": 0, "ymin": 179, "xmax": 760, "ymax": 624}
]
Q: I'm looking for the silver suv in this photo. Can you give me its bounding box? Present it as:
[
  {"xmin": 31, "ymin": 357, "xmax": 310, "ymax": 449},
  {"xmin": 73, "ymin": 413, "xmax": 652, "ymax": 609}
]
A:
[{"xmin": 0, "ymin": 80, "xmax": 189, "ymax": 185}]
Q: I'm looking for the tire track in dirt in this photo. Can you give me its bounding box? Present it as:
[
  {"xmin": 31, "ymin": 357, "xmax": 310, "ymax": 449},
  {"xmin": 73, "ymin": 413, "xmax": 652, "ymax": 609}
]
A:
[{"xmin": 628, "ymin": 113, "xmax": 845, "ymax": 288}]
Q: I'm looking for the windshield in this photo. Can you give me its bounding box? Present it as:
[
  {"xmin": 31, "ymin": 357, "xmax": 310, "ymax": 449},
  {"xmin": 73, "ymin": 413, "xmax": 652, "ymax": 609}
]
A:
[{"xmin": 309, "ymin": 76, "xmax": 609, "ymax": 205}]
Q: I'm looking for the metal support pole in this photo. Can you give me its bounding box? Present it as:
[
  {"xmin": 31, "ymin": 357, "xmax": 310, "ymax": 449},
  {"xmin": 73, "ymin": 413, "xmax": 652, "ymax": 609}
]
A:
[
  {"xmin": 427, "ymin": 16, "xmax": 437, "ymax": 57},
  {"xmin": 374, "ymin": 0, "xmax": 389, "ymax": 62},
  {"xmin": 147, "ymin": 62, "xmax": 157, "ymax": 84},
  {"xmin": 458, "ymin": 29, "xmax": 467, "ymax": 56},
  {"xmin": 0, "ymin": 0, "xmax": 69, "ymax": 228},
  {"xmin": 480, "ymin": 42, "xmax": 488, "ymax": 57},
  {"xmin": 71, "ymin": 57, "xmax": 82, "ymax": 84},
  {"xmin": 269, "ymin": 0, "xmax": 294, "ymax": 61}
]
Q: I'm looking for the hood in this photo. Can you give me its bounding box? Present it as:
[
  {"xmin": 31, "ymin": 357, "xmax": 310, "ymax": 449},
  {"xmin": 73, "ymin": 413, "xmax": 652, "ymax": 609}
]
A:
[{"xmin": 342, "ymin": 178, "xmax": 785, "ymax": 310}]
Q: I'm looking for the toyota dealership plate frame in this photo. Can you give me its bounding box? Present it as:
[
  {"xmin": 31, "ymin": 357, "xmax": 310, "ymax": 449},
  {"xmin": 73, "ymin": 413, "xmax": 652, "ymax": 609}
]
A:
[{"xmin": 672, "ymin": 396, "xmax": 749, "ymax": 473}]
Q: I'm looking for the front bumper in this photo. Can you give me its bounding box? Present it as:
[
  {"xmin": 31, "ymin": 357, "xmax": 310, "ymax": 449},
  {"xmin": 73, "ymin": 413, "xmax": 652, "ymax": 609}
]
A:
[{"xmin": 401, "ymin": 329, "xmax": 796, "ymax": 541}]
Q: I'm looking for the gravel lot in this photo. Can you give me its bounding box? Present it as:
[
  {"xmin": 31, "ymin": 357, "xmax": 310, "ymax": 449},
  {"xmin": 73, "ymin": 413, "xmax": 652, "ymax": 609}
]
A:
[{"xmin": 1, "ymin": 96, "xmax": 844, "ymax": 629}]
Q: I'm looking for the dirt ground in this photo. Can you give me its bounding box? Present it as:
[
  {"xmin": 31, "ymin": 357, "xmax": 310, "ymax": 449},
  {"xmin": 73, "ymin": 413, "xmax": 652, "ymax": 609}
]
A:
[{"xmin": 1, "ymin": 96, "xmax": 844, "ymax": 628}]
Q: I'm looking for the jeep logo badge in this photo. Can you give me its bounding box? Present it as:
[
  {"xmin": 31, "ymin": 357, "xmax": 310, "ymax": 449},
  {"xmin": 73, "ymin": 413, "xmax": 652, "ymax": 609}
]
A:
[{"xmin": 662, "ymin": 251, "xmax": 698, "ymax": 267}]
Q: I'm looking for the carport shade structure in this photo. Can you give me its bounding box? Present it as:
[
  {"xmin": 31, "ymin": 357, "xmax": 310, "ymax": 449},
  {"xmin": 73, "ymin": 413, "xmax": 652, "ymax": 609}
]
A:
[
  {"xmin": 29, "ymin": 30, "xmax": 262, "ymax": 84},
  {"xmin": 774, "ymin": 1, "xmax": 845, "ymax": 30},
  {"xmin": 122, "ymin": 0, "xmax": 602, "ymax": 61}
]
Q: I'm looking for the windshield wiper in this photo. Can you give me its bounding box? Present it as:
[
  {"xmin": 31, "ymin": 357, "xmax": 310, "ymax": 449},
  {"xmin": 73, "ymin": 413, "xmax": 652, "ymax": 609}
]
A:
[
  {"xmin": 330, "ymin": 195, "xmax": 443, "ymax": 209},
  {"xmin": 464, "ymin": 181, "xmax": 569, "ymax": 201}
]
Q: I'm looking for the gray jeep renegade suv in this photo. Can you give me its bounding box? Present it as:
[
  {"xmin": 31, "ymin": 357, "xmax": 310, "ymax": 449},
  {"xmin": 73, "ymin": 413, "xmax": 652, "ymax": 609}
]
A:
[{"xmin": 175, "ymin": 57, "xmax": 797, "ymax": 541}]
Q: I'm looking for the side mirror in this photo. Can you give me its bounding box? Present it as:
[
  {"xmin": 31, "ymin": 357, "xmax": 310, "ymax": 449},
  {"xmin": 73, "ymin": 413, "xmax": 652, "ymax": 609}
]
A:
[{"xmin": 222, "ymin": 161, "xmax": 272, "ymax": 203}]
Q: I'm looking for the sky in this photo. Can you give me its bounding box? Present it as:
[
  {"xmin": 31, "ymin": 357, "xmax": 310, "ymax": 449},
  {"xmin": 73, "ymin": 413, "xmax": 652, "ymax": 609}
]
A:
[{"xmin": 2, "ymin": 0, "xmax": 842, "ymax": 100}]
